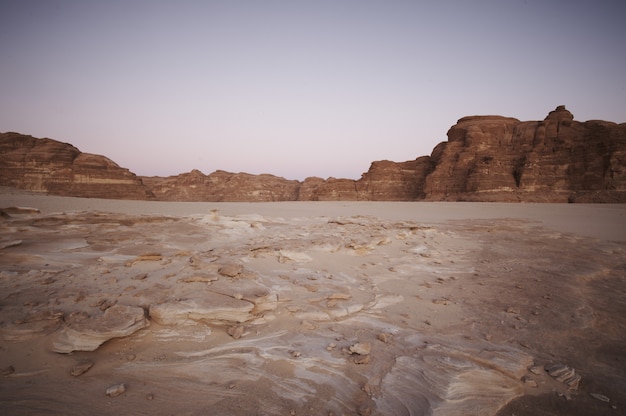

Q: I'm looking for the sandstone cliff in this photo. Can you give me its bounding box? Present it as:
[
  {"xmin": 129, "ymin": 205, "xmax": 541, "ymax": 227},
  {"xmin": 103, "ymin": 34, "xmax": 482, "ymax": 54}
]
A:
[
  {"xmin": 2, "ymin": 106, "xmax": 624, "ymax": 202},
  {"xmin": 423, "ymin": 106, "xmax": 626, "ymax": 202},
  {"xmin": 142, "ymin": 169, "xmax": 300, "ymax": 202},
  {"xmin": 0, "ymin": 132, "xmax": 154, "ymax": 200}
]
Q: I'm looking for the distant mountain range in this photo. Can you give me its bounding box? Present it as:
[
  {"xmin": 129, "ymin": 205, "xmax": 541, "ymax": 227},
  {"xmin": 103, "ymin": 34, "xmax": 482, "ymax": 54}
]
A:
[{"xmin": 2, "ymin": 106, "xmax": 625, "ymax": 202}]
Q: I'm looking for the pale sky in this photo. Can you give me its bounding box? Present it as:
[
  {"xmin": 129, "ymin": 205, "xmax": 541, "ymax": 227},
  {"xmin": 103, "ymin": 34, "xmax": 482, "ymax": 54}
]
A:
[{"xmin": 1, "ymin": 1, "xmax": 625, "ymax": 180}]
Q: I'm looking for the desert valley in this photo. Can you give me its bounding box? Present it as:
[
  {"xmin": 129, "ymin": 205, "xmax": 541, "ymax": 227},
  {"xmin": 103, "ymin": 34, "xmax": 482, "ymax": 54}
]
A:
[{"xmin": 1, "ymin": 107, "xmax": 625, "ymax": 415}]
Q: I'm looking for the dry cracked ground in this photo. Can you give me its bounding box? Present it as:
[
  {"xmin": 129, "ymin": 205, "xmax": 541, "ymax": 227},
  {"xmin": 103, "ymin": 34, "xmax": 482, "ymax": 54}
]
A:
[{"xmin": 0, "ymin": 197, "xmax": 624, "ymax": 415}]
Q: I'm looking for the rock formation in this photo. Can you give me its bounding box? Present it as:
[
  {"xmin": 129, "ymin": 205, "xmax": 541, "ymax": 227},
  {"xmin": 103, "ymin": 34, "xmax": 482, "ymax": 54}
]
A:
[
  {"xmin": 0, "ymin": 132, "xmax": 154, "ymax": 200},
  {"xmin": 51, "ymin": 304, "xmax": 149, "ymax": 353},
  {"xmin": 423, "ymin": 106, "xmax": 626, "ymax": 202},
  {"xmin": 2, "ymin": 106, "xmax": 624, "ymax": 202},
  {"xmin": 297, "ymin": 158, "xmax": 430, "ymax": 201},
  {"xmin": 142, "ymin": 169, "xmax": 300, "ymax": 202}
]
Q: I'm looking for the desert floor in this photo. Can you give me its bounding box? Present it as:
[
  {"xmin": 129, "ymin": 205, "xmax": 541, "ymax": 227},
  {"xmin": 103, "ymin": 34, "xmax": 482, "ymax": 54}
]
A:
[{"xmin": 1, "ymin": 188, "xmax": 625, "ymax": 415}]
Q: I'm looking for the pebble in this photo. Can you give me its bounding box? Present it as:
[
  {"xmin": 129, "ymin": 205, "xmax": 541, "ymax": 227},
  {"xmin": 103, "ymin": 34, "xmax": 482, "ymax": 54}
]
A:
[
  {"xmin": 545, "ymin": 363, "xmax": 581, "ymax": 390},
  {"xmin": 349, "ymin": 342, "xmax": 371, "ymax": 356},
  {"xmin": 377, "ymin": 333, "xmax": 392, "ymax": 344},
  {"xmin": 70, "ymin": 361, "xmax": 93, "ymax": 377},
  {"xmin": 227, "ymin": 325, "xmax": 244, "ymax": 339},
  {"xmin": 589, "ymin": 393, "xmax": 610, "ymax": 403},
  {"xmin": 106, "ymin": 383, "xmax": 126, "ymax": 397}
]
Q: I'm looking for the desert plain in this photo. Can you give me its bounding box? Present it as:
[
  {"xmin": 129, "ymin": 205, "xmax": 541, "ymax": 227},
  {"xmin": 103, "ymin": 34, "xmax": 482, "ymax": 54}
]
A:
[{"xmin": 0, "ymin": 187, "xmax": 624, "ymax": 416}]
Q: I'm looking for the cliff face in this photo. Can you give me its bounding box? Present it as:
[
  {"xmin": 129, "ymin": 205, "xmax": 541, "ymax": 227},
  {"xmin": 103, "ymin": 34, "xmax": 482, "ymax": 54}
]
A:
[
  {"xmin": 0, "ymin": 132, "xmax": 154, "ymax": 200},
  {"xmin": 297, "ymin": 158, "xmax": 431, "ymax": 201},
  {"xmin": 423, "ymin": 106, "xmax": 626, "ymax": 202},
  {"xmin": 2, "ymin": 106, "xmax": 625, "ymax": 202},
  {"xmin": 142, "ymin": 169, "xmax": 301, "ymax": 202}
]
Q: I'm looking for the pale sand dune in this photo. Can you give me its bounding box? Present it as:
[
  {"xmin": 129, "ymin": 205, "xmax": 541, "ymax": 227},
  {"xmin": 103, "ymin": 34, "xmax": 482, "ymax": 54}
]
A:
[{"xmin": 1, "ymin": 190, "xmax": 625, "ymax": 415}]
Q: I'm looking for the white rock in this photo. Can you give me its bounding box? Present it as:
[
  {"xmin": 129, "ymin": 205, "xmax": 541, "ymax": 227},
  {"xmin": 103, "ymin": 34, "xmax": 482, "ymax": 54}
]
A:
[
  {"xmin": 52, "ymin": 305, "xmax": 149, "ymax": 353},
  {"xmin": 106, "ymin": 383, "xmax": 126, "ymax": 397}
]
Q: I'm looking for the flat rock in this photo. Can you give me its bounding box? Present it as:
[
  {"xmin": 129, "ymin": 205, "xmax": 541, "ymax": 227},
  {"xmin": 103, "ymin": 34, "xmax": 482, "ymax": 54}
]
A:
[
  {"xmin": 51, "ymin": 305, "xmax": 149, "ymax": 353},
  {"xmin": 106, "ymin": 383, "xmax": 126, "ymax": 397},
  {"xmin": 545, "ymin": 363, "xmax": 581, "ymax": 390},
  {"xmin": 149, "ymin": 293, "xmax": 254, "ymax": 325},
  {"xmin": 218, "ymin": 263, "xmax": 243, "ymax": 277}
]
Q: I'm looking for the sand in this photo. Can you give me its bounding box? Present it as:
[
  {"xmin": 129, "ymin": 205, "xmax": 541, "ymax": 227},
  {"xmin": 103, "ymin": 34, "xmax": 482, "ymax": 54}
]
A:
[{"xmin": 1, "ymin": 188, "xmax": 625, "ymax": 415}]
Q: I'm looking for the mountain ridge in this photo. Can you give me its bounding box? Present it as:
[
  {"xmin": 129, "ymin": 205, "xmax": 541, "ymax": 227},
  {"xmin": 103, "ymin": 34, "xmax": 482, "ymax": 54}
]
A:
[{"xmin": 2, "ymin": 106, "xmax": 625, "ymax": 202}]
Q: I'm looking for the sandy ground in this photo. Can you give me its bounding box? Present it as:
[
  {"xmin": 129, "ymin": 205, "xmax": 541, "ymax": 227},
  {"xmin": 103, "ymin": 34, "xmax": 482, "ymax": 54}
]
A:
[{"xmin": 0, "ymin": 188, "xmax": 624, "ymax": 415}]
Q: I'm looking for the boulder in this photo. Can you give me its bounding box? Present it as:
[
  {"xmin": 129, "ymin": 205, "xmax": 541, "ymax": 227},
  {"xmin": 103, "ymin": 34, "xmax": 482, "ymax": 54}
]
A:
[{"xmin": 51, "ymin": 305, "xmax": 149, "ymax": 353}]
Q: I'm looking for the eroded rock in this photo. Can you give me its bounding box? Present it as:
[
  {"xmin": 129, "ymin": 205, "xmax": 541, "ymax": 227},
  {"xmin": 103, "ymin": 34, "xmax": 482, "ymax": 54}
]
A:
[
  {"xmin": 149, "ymin": 294, "xmax": 254, "ymax": 326},
  {"xmin": 70, "ymin": 360, "xmax": 94, "ymax": 376},
  {"xmin": 106, "ymin": 383, "xmax": 126, "ymax": 397},
  {"xmin": 51, "ymin": 305, "xmax": 149, "ymax": 353}
]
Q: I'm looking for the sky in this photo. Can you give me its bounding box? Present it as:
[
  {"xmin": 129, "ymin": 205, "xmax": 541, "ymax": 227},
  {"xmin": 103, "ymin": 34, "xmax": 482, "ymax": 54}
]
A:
[{"xmin": 1, "ymin": 0, "xmax": 625, "ymax": 180}]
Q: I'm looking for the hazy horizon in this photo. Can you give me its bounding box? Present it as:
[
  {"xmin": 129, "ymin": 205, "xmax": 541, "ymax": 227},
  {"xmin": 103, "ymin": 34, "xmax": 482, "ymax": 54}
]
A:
[{"xmin": 1, "ymin": 1, "xmax": 625, "ymax": 181}]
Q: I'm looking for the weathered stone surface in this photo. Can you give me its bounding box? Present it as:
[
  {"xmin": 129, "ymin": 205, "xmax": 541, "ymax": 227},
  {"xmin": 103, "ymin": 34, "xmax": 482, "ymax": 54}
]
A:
[
  {"xmin": 149, "ymin": 294, "xmax": 254, "ymax": 326},
  {"xmin": 545, "ymin": 362, "xmax": 581, "ymax": 390},
  {"xmin": 70, "ymin": 360, "xmax": 94, "ymax": 377},
  {"xmin": 349, "ymin": 342, "xmax": 371, "ymax": 355},
  {"xmin": 2, "ymin": 310, "xmax": 64, "ymax": 341},
  {"xmin": 0, "ymin": 132, "xmax": 154, "ymax": 200},
  {"xmin": 51, "ymin": 305, "xmax": 149, "ymax": 353}
]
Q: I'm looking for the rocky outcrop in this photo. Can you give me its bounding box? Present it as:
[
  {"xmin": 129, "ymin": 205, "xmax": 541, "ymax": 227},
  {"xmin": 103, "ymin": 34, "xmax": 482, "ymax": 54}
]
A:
[
  {"xmin": 51, "ymin": 304, "xmax": 149, "ymax": 353},
  {"xmin": 2, "ymin": 106, "xmax": 624, "ymax": 202},
  {"xmin": 356, "ymin": 158, "xmax": 431, "ymax": 201},
  {"xmin": 297, "ymin": 158, "xmax": 431, "ymax": 201},
  {"xmin": 423, "ymin": 106, "xmax": 626, "ymax": 202},
  {"xmin": 300, "ymin": 177, "xmax": 360, "ymax": 201},
  {"xmin": 142, "ymin": 169, "xmax": 301, "ymax": 202},
  {"xmin": 0, "ymin": 132, "xmax": 154, "ymax": 199}
]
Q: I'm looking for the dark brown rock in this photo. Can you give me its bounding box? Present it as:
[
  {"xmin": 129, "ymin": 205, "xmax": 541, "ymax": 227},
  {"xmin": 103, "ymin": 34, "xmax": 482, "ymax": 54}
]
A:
[
  {"xmin": 300, "ymin": 177, "xmax": 360, "ymax": 201},
  {"xmin": 423, "ymin": 106, "xmax": 626, "ymax": 202},
  {"xmin": 142, "ymin": 169, "xmax": 300, "ymax": 202},
  {"xmin": 297, "ymin": 158, "xmax": 430, "ymax": 201},
  {"xmin": 0, "ymin": 132, "xmax": 154, "ymax": 200},
  {"xmin": 355, "ymin": 158, "xmax": 430, "ymax": 200}
]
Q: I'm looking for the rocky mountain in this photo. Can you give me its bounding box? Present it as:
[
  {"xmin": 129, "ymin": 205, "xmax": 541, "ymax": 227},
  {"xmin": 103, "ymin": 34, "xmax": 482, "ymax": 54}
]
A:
[
  {"xmin": 0, "ymin": 132, "xmax": 154, "ymax": 200},
  {"xmin": 142, "ymin": 169, "xmax": 300, "ymax": 202},
  {"xmin": 1, "ymin": 106, "xmax": 624, "ymax": 202},
  {"xmin": 423, "ymin": 106, "xmax": 626, "ymax": 202}
]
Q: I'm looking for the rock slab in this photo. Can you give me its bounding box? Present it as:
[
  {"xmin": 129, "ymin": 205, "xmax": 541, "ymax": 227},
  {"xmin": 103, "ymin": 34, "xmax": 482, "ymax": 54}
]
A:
[{"xmin": 51, "ymin": 305, "xmax": 149, "ymax": 353}]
